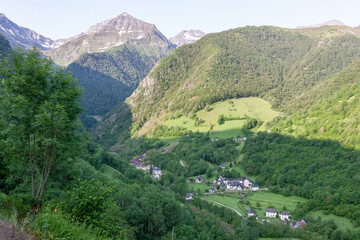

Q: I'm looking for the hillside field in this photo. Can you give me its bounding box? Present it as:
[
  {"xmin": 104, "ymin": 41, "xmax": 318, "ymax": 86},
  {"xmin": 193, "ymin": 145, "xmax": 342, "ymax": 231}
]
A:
[{"xmin": 162, "ymin": 97, "xmax": 280, "ymax": 139}]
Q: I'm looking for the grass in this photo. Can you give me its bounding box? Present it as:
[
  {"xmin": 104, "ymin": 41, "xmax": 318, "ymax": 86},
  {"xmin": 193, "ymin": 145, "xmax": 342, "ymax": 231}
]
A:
[
  {"xmin": 100, "ymin": 164, "xmax": 124, "ymax": 179},
  {"xmin": 244, "ymin": 191, "xmax": 307, "ymax": 218},
  {"xmin": 307, "ymin": 211, "xmax": 360, "ymax": 231},
  {"xmin": 203, "ymin": 194, "xmax": 243, "ymax": 213},
  {"xmin": 203, "ymin": 191, "xmax": 307, "ymax": 218},
  {"xmin": 159, "ymin": 136, "xmax": 181, "ymax": 146},
  {"xmin": 162, "ymin": 97, "xmax": 280, "ymax": 139},
  {"xmin": 188, "ymin": 183, "xmax": 212, "ymax": 193}
]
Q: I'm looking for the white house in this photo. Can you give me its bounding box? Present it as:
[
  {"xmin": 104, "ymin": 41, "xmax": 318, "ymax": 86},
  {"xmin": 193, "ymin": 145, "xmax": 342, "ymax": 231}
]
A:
[
  {"xmin": 252, "ymin": 185, "xmax": 259, "ymax": 191},
  {"xmin": 195, "ymin": 176, "xmax": 204, "ymax": 183},
  {"xmin": 244, "ymin": 178, "xmax": 253, "ymax": 188},
  {"xmin": 153, "ymin": 167, "xmax": 162, "ymax": 179},
  {"xmin": 248, "ymin": 208, "xmax": 256, "ymax": 217},
  {"xmin": 266, "ymin": 208, "xmax": 278, "ymax": 218},
  {"xmin": 279, "ymin": 211, "xmax": 291, "ymax": 221}
]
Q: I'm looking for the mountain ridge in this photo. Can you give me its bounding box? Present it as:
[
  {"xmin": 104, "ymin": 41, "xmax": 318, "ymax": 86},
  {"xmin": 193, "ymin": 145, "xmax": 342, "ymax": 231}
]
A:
[
  {"xmin": 0, "ymin": 13, "xmax": 54, "ymax": 50},
  {"xmin": 44, "ymin": 12, "xmax": 175, "ymax": 66}
]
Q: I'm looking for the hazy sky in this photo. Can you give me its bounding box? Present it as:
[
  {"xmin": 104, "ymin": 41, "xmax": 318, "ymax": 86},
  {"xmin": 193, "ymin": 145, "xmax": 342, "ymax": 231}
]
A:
[{"xmin": 1, "ymin": 0, "xmax": 360, "ymax": 40}]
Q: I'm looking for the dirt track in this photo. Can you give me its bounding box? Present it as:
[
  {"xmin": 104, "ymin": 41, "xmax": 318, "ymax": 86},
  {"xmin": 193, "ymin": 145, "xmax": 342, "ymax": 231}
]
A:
[{"xmin": 0, "ymin": 219, "xmax": 35, "ymax": 240}]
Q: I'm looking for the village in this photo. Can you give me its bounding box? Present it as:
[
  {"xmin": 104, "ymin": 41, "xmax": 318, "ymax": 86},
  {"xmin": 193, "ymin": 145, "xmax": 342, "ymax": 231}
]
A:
[
  {"xmin": 129, "ymin": 153, "xmax": 163, "ymax": 179},
  {"xmin": 187, "ymin": 175, "xmax": 307, "ymax": 229},
  {"xmin": 130, "ymin": 152, "xmax": 307, "ymax": 230}
]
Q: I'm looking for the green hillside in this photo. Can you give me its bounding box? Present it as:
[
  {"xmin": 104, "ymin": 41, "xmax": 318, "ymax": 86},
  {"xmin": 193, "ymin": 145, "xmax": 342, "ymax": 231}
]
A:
[
  {"xmin": 238, "ymin": 60, "xmax": 360, "ymax": 227},
  {"xmin": 154, "ymin": 97, "xmax": 280, "ymax": 138},
  {"xmin": 273, "ymin": 59, "xmax": 360, "ymax": 149},
  {"xmin": 127, "ymin": 25, "xmax": 360, "ymax": 136}
]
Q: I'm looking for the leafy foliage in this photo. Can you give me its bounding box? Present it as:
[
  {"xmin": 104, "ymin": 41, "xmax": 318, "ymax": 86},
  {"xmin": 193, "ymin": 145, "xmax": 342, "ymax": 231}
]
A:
[{"xmin": 0, "ymin": 48, "xmax": 82, "ymax": 205}]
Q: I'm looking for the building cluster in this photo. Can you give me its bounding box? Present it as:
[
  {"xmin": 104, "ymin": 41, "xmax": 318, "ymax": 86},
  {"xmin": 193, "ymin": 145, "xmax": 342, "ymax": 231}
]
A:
[
  {"xmin": 130, "ymin": 154, "xmax": 163, "ymax": 179},
  {"xmin": 233, "ymin": 137, "xmax": 247, "ymax": 141},
  {"xmin": 213, "ymin": 176, "xmax": 255, "ymax": 191},
  {"xmin": 290, "ymin": 219, "xmax": 307, "ymax": 229},
  {"xmin": 248, "ymin": 208, "xmax": 306, "ymax": 228},
  {"xmin": 264, "ymin": 208, "xmax": 291, "ymax": 221}
]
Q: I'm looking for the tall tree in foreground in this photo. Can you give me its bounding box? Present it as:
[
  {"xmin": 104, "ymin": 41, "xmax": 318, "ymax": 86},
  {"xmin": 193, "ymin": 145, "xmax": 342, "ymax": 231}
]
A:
[{"xmin": 0, "ymin": 48, "xmax": 82, "ymax": 207}]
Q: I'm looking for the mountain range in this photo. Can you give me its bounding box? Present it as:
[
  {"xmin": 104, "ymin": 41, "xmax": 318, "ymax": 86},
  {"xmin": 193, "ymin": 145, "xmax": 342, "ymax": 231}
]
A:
[{"xmin": 1, "ymin": 11, "xmax": 360, "ymax": 239}]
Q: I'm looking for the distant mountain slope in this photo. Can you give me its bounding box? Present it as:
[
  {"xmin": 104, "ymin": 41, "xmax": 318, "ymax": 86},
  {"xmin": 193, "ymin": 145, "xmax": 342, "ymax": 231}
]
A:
[
  {"xmin": 297, "ymin": 20, "xmax": 345, "ymax": 29},
  {"xmin": 170, "ymin": 30, "xmax": 206, "ymax": 47},
  {"xmin": 0, "ymin": 13, "xmax": 54, "ymax": 50},
  {"xmin": 67, "ymin": 43, "xmax": 171, "ymax": 126},
  {"xmin": 45, "ymin": 12, "xmax": 175, "ymax": 66},
  {"xmin": 127, "ymin": 25, "xmax": 360, "ymax": 136}
]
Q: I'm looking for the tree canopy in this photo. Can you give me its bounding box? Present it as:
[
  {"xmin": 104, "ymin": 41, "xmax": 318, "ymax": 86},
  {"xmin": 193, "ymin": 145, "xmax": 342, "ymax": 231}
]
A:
[{"xmin": 0, "ymin": 48, "xmax": 82, "ymax": 206}]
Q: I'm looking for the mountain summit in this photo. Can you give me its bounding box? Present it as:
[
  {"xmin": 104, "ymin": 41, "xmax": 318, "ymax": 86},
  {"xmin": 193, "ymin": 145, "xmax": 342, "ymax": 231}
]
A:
[
  {"xmin": 297, "ymin": 20, "xmax": 346, "ymax": 29},
  {"xmin": 170, "ymin": 30, "xmax": 206, "ymax": 47},
  {"xmin": 0, "ymin": 13, "xmax": 54, "ymax": 50},
  {"xmin": 45, "ymin": 12, "xmax": 174, "ymax": 66}
]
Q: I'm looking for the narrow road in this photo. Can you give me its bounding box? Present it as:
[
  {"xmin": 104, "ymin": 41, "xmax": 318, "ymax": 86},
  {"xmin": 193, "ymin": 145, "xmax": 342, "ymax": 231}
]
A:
[{"xmin": 200, "ymin": 198, "xmax": 243, "ymax": 217}]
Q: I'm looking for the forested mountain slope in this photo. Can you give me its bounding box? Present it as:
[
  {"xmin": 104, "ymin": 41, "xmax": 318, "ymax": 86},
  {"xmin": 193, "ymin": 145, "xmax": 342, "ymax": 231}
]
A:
[
  {"xmin": 272, "ymin": 58, "xmax": 360, "ymax": 149},
  {"xmin": 127, "ymin": 25, "xmax": 360, "ymax": 136},
  {"xmin": 66, "ymin": 42, "xmax": 172, "ymax": 127}
]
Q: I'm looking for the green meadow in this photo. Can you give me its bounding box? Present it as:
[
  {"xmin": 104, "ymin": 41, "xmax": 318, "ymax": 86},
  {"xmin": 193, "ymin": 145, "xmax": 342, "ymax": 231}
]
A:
[
  {"xmin": 203, "ymin": 191, "xmax": 307, "ymax": 218},
  {"xmin": 188, "ymin": 183, "xmax": 212, "ymax": 193},
  {"xmin": 162, "ymin": 97, "xmax": 280, "ymax": 139},
  {"xmin": 244, "ymin": 191, "xmax": 307, "ymax": 218},
  {"xmin": 307, "ymin": 211, "xmax": 360, "ymax": 231}
]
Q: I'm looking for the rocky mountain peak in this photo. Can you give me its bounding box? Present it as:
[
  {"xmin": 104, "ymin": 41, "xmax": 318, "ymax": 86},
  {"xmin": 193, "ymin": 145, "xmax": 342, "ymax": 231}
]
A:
[
  {"xmin": 170, "ymin": 30, "xmax": 206, "ymax": 47},
  {"xmin": 0, "ymin": 14, "xmax": 54, "ymax": 50},
  {"xmin": 45, "ymin": 12, "xmax": 174, "ymax": 66},
  {"xmin": 86, "ymin": 12, "xmax": 154, "ymax": 35}
]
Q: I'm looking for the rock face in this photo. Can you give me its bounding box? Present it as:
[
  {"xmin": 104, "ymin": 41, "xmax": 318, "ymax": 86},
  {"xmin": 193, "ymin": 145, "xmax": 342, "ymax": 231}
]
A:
[
  {"xmin": 170, "ymin": 30, "xmax": 206, "ymax": 47},
  {"xmin": 45, "ymin": 12, "xmax": 175, "ymax": 66},
  {"xmin": 0, "ymin": 13, "xmax": 54, "ymax": 50}
]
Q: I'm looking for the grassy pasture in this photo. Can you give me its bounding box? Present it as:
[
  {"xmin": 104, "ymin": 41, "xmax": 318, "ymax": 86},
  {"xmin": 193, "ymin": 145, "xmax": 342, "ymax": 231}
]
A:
[{"xmin": 161, "ymin": 97, "xmax": 280, "ymax": 139}]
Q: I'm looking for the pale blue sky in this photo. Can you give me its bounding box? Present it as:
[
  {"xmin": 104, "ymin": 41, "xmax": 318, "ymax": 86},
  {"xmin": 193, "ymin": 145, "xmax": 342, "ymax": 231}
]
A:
[{"xmin": 1, "ymin": 0, "xmax": 359, "ymax": 40}]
